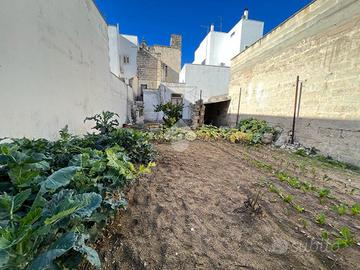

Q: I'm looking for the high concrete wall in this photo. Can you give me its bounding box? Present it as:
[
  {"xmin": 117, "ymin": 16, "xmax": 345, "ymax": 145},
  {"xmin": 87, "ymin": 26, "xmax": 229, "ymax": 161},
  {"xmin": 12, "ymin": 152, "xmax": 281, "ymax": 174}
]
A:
[
  {"xmin": 0, "ymin": 0, "xmax": 128, "ymax": 139},
  {"xmin": 228, "ymin": 0, "xmax": 360, "ymax": 165}
]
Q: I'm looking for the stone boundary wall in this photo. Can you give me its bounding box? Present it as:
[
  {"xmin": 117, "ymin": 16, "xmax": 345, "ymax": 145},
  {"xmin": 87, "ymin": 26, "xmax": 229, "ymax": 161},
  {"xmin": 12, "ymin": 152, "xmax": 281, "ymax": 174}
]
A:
[{"xmin": 228, "ymin": 0, "xmax": 360, "ymax": 165}]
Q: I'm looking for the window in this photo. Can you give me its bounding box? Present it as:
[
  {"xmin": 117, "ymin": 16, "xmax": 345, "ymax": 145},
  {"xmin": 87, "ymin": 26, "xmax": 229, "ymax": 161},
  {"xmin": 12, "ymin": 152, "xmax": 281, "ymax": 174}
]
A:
[
  {"xmin": 165, "ymin": 65, "xmax": 168, "ymax": 77},
  {"xmin": 123, "ymin": 56, "xmax": 130, "ymax": 64},
  {"xmin": 171, "ymin": 93, "xmax": 183, "ymax": 105},
  {"xmin": 140, "ymin": 84, "xmax": 147, "ymax": 90}
]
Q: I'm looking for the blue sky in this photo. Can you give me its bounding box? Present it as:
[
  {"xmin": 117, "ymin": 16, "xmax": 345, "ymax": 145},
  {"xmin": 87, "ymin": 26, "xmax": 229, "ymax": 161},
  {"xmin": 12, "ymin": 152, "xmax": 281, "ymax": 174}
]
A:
[{"xmin": 94, "ymin": 0, "xmax": 313, "ymax": 65}]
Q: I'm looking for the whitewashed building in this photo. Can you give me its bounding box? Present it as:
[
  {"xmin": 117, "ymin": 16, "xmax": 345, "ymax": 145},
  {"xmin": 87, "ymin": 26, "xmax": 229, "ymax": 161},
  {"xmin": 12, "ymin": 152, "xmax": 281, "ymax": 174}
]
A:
[
  {"xmin": 178, "ymin": 9, "xmax": 264, "ymax": 126},
  {"xmin": 108, "ymin": 25, "xmax": 138, "ymax": 84},
  {"xmin": 193, "ymin": 9, "xmax": 264, "ymax": 67}
]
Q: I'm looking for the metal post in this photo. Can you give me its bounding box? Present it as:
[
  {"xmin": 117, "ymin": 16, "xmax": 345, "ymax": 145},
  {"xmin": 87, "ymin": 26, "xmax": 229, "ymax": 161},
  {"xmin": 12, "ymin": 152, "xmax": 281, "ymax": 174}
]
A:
[
  {"xmin": 297, "ymin": 82, "xmax": 303, "ymax": 118},
  {"xmin": 236, "ymin": 88, "xmax": 242, "ymax": 126},
  {"xmin": 291, "ymin": 76, "xmax": 300, "ymax": 144}
]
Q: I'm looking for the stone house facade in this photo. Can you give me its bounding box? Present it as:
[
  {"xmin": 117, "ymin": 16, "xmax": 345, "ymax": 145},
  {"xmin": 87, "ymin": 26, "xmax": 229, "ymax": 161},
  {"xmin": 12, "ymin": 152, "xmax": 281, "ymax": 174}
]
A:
[{"xmin": 136, "ymin": 34, "xmax": 182, "ymax": 100}]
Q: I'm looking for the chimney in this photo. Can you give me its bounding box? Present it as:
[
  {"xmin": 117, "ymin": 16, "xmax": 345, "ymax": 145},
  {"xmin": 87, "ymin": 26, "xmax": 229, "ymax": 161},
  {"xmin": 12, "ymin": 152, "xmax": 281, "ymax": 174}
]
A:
[
  {"xmin": 210, "ymin": 24, "xmax": 215, "ymax": 32},
  {"xmin": 243, "ymin": 8, "xmax": 249, "ymax": 20}
]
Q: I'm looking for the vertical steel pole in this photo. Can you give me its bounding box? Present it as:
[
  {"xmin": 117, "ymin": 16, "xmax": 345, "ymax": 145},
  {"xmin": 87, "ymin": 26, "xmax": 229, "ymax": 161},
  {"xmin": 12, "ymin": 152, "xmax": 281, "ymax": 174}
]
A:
[
  {"xmin": 236, "ymin": 88, "xmax": 242, "ymax": 126},
  {"xmin": 297, "ymin": 82, "xmax": 303, "ymax": 118},
  {"xmin": 291, "ymin": 76, "xmax": 300, "ymax": 144}
]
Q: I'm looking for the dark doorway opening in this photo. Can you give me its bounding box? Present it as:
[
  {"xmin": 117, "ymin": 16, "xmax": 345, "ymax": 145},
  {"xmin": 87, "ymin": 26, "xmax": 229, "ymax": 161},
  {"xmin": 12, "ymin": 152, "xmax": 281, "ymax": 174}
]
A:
[{"xmin": 204, "ymin": 100, "xmax": 230, "ymax": 127}]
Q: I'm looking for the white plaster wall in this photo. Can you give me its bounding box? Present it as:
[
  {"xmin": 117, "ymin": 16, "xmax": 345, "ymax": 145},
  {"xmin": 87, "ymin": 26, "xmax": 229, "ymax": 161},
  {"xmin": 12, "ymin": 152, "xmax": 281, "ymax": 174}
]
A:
[
  {"xmin": 192, "ymin": 18, "xmax": 264, "ymax": 67},
  {"xmin": 193, "ymin": 35, "xmax": 210, "ymax": 64},
  {"xmin": 0, "ymin": 0, "xmax": 128, "ymax": 139},
  {"xmin": 227, "ymin": 21, "xmax": 243, "ymax": 65},
  {"xmin": 208, "ymin": 32, "xmax": 228, "ymax": 66},
  {"xmin": 180, "ymin": 64, "xmax": 230, "ymax": 103},
  {"xmin": 118, "ymin": 34, "xmax": 138, "ymax": 81},
  {"xmin": 239, "ymin": 20, "xmax": 264, "ymax": 52},
  {"xmin": 143, "ymin": 90, "xmax": 163, "ymax": 122},
  {"xmin": 108, "ymin": 25, "xmax": 138, "ymax": 82},
  {"xmin": 108, "ymin": 26, "xmax": 121, "ymax": 77}
]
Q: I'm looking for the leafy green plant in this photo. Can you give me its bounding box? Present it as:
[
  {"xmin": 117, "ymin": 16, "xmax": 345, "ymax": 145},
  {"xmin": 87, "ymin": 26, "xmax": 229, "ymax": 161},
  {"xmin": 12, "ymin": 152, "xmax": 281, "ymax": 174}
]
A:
[
  {"xmin": 332, "ymin": 204, "xmax": 348, "ymax": 216},
  {"xmin": 332, "ymin": 227, "xmax": 356, "ymax": 250},
  {"xmin": 300, "ymin": 181, "xmax": 316, "ymax": 192},
  {"xmin": 154, "ymin": 102, "xmax": 183, "ymax": 128},
  {"xmin": 268, "ymin": 183, "xmax": 280, "ymax": 194},
  {"xmin": 351, "ymin": 203, "xmax": 360, "ymax": 215},
  {"xmin": 275, "ymin": 171, "xmax": 288, "ymax": 182},
  {"xmin": 84, "ymin": 111, "xmax": 120, "ymax": 134},
  {"xmin": 294, "ymin": 205, "xmax": 305, "ymax": 213},
  {"xmin": 318, "ymin": 188, "xmax": 331, "ymax": 199},
  {"xmin": 321, "ymin": 231, "xmax": 329, "ymax": 241},
  {"xmin": 0, "ymin": 120, "xmax": 156, "ymax": 269},
  {"xmin": 288, "ymin": 177, "xmax": 301, "ymax": 189},
  {"xmin": 237, "ymin": 118, "xmax": 275, "ymax": 139},
  {"xmin": 251, "ymin": 160, "xmax": 273, "ymax": 172},
  {"xmin": 228, "ymin": 131, "xmax": 254, "ymax": 144},
  {"xmin": 316, "ymin": 213, "xmax": 326, "ymax": 226},
  {"xmin": 282, "ymin": 194, "xmax": 293, "ymax": 204}
]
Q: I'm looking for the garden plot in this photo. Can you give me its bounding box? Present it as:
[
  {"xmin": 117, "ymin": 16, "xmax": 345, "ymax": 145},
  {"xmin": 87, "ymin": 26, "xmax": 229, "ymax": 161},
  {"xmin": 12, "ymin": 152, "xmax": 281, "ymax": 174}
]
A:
[{"xmin": 95, "ymin": 140, "xmax": 360, "ymax": 270}]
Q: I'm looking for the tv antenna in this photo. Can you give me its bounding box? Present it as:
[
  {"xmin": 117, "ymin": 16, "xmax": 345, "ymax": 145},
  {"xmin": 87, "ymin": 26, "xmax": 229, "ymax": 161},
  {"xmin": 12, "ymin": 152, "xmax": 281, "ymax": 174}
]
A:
[
  {"xmin": 200, "ymin": 25, "xmax": 210, "ymax": 33},
  {"xmin": 218, "ymin": 16, "xmax": 223, "ymax": 32}
]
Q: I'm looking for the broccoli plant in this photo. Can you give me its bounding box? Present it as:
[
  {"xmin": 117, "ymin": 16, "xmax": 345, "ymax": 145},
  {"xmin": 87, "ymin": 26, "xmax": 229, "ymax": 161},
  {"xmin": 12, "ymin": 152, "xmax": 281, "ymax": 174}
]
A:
[{"xmin": 84, "ymin": 111, "xmax": 120, "ymax": 134}]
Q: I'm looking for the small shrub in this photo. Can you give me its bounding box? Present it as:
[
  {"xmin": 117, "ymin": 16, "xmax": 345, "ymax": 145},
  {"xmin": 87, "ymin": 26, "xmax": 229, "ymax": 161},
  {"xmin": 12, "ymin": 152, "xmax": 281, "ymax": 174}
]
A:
[{"xmin": 154, "ymin": 102, "xmax": 183, "ymax": 128}]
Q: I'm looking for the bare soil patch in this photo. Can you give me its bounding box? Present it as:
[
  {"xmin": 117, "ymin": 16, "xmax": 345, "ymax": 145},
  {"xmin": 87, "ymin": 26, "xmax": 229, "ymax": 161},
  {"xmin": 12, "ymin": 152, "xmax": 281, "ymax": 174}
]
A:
[{"xmin": 95, "ymin": 141, "xmax": 360, "ymax": 270}]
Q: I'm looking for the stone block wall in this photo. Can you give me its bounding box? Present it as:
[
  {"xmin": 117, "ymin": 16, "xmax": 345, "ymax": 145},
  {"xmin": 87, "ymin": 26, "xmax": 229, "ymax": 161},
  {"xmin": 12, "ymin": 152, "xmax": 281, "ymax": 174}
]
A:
[
  {"xmin": 136, "ymin": 35, "xmax": 182, "ymax": 98},
  {"xmin": 228, "ymin": 0, "xmax": 360, "ymax": 165}
]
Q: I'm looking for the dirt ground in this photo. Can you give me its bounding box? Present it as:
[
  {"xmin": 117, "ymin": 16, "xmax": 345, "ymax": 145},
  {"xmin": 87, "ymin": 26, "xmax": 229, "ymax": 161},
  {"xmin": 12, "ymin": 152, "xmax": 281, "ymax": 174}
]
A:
[{"xmin": 95, "ymin": 141, "xmax": 360, "ymax": 270}]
